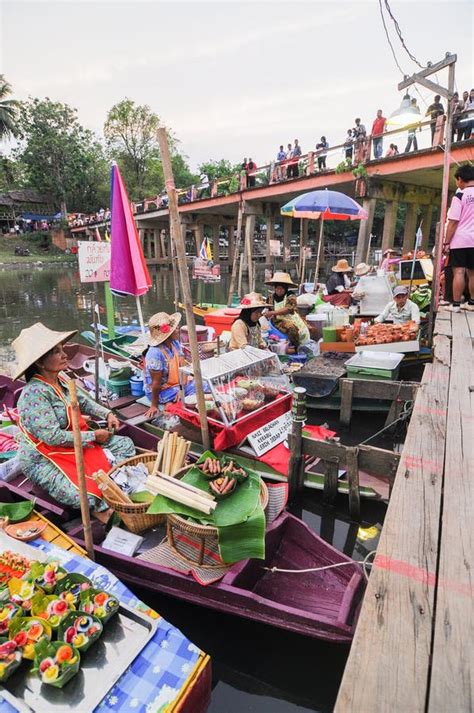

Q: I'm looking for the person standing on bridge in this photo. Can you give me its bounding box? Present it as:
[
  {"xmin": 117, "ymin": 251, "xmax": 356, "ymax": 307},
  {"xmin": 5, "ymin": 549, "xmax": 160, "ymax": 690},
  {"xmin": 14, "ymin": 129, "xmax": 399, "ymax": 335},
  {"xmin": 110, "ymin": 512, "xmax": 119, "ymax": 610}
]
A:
[
  {"xmin": 371, "ymin": 109, "xmax": 386, "ymax": 159},
  {"xmin": 353, "ymin": 118, "xmax": 367, "ymax": 163},
  {"xmin": 315, "ymin": 136, "xmax": 329, "ymax": 170},
  {"xmin": 425, "ymin": 95, "xmax": 445, "ymax": 145},
  {"xmin": 443, "ymin": 164, "xmax": 474, "ymax": 312}
]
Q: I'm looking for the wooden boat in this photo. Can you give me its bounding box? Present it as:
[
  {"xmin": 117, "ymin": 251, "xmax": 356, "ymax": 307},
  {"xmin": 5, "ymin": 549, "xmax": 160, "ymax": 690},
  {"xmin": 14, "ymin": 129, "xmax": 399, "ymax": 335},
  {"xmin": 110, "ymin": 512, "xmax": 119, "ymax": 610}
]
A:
[
  {"xmin": 0, "ymin": 376, "xmax": 385, "ymax": 499},
  {"xmin": 0, "ymin": 503, "xmax": 212, "ymax": 712},
  {"xmin": 80, "ymin": 331, "xmax": 143, "ymax": 361},
  {"xmin": 0, "ymin": 481, "xmax": 364, "ymax": 642},
  {"xmin": 178, "ymin": 301, "xmax": 226, "ymax": 319}
]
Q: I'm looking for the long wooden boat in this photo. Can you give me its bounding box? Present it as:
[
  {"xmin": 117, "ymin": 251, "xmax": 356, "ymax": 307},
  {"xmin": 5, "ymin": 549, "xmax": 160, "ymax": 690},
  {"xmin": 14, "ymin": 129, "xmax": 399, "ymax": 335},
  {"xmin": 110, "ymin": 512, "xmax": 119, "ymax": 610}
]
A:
[
  {"xmin": 0, "ymin": 505, "xmax": 212, "ymax": 712},
  {"xmin": 0, "ymin": 482, "xmax": 364, "ymax": 643},
  {"xmin": 0, "ymin": 374, "xmax": 385, "ymax": 499},
  {"xmin": 178, "ymin": 302, "xmax": 226, "ymax": 319},
  {"xmin": 80, "ymin": 331, "xmax": 143, "ymax": 361}
]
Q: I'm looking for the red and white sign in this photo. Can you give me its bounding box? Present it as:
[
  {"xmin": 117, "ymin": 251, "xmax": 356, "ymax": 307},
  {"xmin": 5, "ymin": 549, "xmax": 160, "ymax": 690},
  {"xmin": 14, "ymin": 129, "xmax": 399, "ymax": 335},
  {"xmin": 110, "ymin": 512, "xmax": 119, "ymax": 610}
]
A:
[{"xmin": 78, "ymin": 241, "xmax": 111, "ymax": 283}]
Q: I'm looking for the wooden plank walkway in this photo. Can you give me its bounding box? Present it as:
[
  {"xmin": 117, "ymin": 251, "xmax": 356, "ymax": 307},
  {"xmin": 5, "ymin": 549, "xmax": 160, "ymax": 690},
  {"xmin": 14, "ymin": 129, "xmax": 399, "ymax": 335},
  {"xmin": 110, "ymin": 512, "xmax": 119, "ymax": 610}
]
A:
[{"xmin": 335, "ymin": 309, "xmax": 474, "ymax": 713}]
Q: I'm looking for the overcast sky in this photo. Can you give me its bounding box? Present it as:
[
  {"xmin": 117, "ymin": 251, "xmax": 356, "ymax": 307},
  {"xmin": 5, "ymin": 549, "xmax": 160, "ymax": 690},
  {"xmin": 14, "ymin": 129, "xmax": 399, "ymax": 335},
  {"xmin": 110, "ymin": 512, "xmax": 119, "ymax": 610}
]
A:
[{"xmin": 1, "ymin": 0, "xmax": 473, "ymax": 170}]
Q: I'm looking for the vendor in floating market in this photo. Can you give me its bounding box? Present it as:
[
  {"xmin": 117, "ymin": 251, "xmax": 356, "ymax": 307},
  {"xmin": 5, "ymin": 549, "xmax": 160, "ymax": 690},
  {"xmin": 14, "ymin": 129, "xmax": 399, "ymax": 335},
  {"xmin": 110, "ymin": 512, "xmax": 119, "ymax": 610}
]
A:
[
  {"xmin": 142, "ymin": 311, "xmax": 186, "ymax": 419},
  {"xmin": 229, "ymin": 293, "xmax": 269, "ymax": 349},
  {"xmin": 352, "ymin": 262, "xmax": 374, "ymax": 301},
  {"xmin": 12, "ymin": 323, "xmax": 135, "ymax": 520},
  {"xmin": 264, "ymin": 272, "xmax": 314, "ymax": 355},
  {"xmin": 374, "ymin": 285, "xmax": 420, "ymax": 324},
  {"xmin": 324, "ymin": 259, "xmax": 354, "ymax": 307}
]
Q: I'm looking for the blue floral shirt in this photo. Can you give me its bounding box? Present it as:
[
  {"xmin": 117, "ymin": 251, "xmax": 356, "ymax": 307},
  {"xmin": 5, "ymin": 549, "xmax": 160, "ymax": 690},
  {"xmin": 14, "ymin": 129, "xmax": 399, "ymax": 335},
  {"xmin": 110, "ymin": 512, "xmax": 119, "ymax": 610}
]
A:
[{"xmin": 144, "ymin": 340, "xmax": 182, "ymax": 397}]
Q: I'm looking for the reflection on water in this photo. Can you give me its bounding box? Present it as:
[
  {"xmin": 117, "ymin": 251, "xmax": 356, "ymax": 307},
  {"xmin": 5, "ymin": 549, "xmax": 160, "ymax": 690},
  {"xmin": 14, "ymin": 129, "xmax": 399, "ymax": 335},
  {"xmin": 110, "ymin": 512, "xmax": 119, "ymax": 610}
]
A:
[
  {"xmin": 0, "ymin": 264, "xmax": 385, "ymax": 712},
  {"xmin": 0, "ymin": 264, "xmax": 232, "ymax": 365}
]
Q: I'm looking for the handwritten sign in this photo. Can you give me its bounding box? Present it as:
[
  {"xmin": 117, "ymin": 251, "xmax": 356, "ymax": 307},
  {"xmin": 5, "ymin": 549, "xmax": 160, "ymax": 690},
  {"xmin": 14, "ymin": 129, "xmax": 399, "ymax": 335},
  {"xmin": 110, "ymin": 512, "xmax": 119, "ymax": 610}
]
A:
[
  {"xmin": 192, "ymin": 257, "xmax": 221, "ymax": 282},
  {"xmin": 78, "ymin": 241, "xmax": 111, "ymax": 283},
  {"xmin": 101, "ymin": 526, "xmax": 143, "ymax": 557},
  {"xmin": 247, "ymin": 410, "xmax": 293, "ymax": 456}
]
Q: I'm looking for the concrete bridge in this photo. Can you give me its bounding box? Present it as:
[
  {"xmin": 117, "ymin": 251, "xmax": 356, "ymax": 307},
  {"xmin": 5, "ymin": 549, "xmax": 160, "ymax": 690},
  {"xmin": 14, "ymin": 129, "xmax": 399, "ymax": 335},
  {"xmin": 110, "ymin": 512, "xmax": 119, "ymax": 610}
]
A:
[{"xmin": 134, "ymin": 124, "xmax": 473, "ymax": 271}]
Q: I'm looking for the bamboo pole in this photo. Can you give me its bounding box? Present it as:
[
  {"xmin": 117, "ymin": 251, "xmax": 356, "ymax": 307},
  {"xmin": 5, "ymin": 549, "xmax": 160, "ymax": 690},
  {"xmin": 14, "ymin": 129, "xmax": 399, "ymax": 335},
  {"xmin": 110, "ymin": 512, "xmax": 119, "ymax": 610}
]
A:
[
  {"xmin": 67, "ymin": 380, "xmax": 95, "ymax": 560},
  {"xmin": 287, "ymin": 386, "xmax": 307, "ymax": 502},
  {"xmin": 314, "ymin": 218, "xmax": 325, "ymax": 282},
  {"xmin": 227, "ymin": 202, "xmax": 243, "ymax": 306},
  {"xmin": 157, "ymin": 127, "xmax": 211, "ymax": 450}
]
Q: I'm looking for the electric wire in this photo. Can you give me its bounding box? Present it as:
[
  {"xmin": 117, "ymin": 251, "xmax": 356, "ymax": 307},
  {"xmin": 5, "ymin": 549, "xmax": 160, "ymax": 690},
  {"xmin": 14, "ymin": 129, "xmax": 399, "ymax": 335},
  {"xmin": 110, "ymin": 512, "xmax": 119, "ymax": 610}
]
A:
[
  {"xmin": 383, "ymin": 0, "xmax": 425, "ymax": 68},
  {"xmin": 378, "ymin": 0, "xmax": 405, "ymax": 76}
]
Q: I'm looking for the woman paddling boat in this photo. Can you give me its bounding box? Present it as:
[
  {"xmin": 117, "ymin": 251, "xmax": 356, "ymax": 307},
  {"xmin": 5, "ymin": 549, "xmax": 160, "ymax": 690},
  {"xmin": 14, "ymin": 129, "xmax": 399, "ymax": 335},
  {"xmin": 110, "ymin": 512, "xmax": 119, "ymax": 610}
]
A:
[
  {"xmin": 229, "ymin": 293, "xmax": 269, "ymax": 350},
  {"xmin": 11, "ymin": 323, "xmax": 135, "ymax": 520}
]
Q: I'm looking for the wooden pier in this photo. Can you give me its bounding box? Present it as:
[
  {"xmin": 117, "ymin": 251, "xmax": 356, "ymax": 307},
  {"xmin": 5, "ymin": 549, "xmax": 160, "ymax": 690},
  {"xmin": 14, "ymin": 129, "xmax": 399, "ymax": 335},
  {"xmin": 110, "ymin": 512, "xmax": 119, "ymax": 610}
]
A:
[{"xmin": 335, "ymin": 308, "xmax": 474, "ymax": 712}]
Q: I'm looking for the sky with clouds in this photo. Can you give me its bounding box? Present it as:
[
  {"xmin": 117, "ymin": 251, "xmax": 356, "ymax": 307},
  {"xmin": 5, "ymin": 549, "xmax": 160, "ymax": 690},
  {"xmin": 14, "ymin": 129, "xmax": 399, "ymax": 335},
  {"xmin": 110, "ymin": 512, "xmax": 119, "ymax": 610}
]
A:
[{"xmin": 1, "ymin": 0, "xmax": 473, "ymax": 170}]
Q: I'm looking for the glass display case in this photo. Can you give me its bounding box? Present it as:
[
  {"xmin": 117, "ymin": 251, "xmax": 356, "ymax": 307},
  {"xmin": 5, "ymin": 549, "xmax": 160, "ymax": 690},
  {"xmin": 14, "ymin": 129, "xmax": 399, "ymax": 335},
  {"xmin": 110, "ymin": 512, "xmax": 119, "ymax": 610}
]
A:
[{"xmin": 179, "ymin": 347, "xmax": 291, "ymax": 427}]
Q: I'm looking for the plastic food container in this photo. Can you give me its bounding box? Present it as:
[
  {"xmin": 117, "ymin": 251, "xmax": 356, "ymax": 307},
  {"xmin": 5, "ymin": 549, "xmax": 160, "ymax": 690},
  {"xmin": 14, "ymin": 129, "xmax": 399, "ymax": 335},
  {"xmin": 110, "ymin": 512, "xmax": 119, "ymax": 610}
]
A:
[
  {"xmin": 322, "ymin": 327, "xmax": 337, "ymax": 342},
  {"xmin": 345, "ymin": 350, "xmax": 404, "ymax": 379}
]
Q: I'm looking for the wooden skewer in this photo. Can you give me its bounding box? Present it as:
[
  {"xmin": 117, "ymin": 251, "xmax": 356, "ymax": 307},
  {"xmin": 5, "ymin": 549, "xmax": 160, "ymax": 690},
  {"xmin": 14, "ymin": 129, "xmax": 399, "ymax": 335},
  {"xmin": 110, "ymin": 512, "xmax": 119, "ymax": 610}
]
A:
[
  {"xmin": 147, "ymin": 478, "xmax": 215, "ymax": 514},
  {"xmin": 152, "ymin": 437, "xmax": 166, "ymax": 477},
  {"xmin": 148, "ymin": 472, "xmax": 216, "ymax": 502}
]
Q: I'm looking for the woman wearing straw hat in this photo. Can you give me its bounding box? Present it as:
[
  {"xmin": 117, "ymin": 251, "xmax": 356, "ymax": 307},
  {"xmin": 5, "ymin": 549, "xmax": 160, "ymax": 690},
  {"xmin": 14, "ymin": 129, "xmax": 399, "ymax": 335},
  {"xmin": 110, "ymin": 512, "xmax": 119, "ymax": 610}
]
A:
[
  {"xmin": 229, "ymin": 293, "xmax": 270, "ymax": 350},
  {"xmin": 324, "ymin": 259, "xmax": 354, "ymax": 307},
  {"xmin": 264, "ymin": 272, "xmax": 311, "ymax": 353},
  {"xmin": 142, "ymin": 311, "xmax": 186, "ymax": 419},
  {"xmin": 12, "ymin": 323, "xmax": 135, "ymax": 518}
]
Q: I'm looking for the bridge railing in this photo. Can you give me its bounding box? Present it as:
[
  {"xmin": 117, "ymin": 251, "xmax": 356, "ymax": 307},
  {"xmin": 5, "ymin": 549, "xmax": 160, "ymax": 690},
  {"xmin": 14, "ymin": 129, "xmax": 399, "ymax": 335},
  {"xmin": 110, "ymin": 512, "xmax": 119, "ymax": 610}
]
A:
[{"xmin": 134, "ymin": 115, "xmax": 460, "ymax": 214}]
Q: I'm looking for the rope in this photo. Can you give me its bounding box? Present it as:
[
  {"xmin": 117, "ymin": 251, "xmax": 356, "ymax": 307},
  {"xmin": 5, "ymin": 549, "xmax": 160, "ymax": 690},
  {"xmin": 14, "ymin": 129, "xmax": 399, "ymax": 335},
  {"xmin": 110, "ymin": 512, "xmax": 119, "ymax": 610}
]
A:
[
  {"xmin": 378, "ymin": 0, "xmax": 405, "ymax": 76},
  {"xmin": 383, "ymin": 0, "xmax": 425, "ymax": 68},
  {"xmin": 263, "ymin": 550, "xmax": 377, "ymax": 581},
  {"xmin": 358, "ymin": 400, "xmax": 414, "ymax": 446}
]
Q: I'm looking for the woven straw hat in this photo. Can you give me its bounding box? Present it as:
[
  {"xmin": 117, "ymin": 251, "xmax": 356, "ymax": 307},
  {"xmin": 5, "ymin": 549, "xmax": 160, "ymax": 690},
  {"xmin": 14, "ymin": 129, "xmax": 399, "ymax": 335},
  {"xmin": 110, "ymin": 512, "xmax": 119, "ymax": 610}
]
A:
[
  {"xmin": 332, "ymin": 259, "xmax": 353, "ymax": 273},
  {"xmin": 354, "ymin": 262, "xmax": 372, "ymax": 277},
  {"xmin": 148, "ymin": 312, "xmax": 182, "ymax": 347},
  {"xmin": 12, "ymin": 323, "xmax": 77, "ymax": 380},
  {"xmin": 264, "ymin": 271, "xmax": 297, "ymax": 288},
  {"xmin": 238, "ymin": 292, "xmax": 270, "ymax": 309}
]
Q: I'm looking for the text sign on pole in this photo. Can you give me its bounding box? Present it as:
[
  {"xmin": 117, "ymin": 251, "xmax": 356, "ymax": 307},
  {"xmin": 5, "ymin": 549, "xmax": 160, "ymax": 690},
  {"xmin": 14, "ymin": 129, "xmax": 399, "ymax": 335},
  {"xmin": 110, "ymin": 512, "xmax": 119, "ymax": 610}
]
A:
[
  {"xmin": 247, "ymin": 411, "xmax": 293, "ymax": 457},
  {"xmin": 77, "ymin": 241, "xmax": 111, "ymax": 283}
]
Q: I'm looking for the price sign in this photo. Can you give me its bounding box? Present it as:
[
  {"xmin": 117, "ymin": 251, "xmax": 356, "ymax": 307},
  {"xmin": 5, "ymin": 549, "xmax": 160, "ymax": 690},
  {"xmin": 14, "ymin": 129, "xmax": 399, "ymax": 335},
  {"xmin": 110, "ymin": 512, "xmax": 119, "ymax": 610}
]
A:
[
  {"xmin": 247, "ymin": 411, "xmax": 292, "ymax": 457},
  {"xmin": 78, "ymin": 241, "xmax": 111, "ymax": 283}
]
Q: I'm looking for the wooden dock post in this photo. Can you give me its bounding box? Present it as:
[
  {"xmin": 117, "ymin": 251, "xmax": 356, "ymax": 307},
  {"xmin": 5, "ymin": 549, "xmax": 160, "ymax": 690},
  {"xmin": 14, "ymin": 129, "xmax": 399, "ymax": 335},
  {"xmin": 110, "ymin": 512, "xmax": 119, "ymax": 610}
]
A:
[
  {"xmin": 287, "ymin": 386, "xmax": 307, "ymax": 501},
  {"xmin": 346, "ymin": 446, "xmax": 360, "ymax": 521},
  {"xmin": 340, "ymin": 379, "xmax": 354, "ymax": 426},
  {"xmin": 323, "ymin": 457, "xmax": 339, "ymax": 504}
]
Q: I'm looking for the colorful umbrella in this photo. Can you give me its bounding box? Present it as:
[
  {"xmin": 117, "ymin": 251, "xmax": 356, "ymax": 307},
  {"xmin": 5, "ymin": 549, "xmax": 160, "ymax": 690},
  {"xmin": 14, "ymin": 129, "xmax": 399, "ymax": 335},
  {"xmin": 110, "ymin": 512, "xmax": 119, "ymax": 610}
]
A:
[
  {"xmin": 281, "ymin": 189, "xmax": 369, "ymax": 282},
  {"xmin": 110, "ymin": 163, "xmax": 152, "ymax": 335},
  {"xmin": 281, "ymin": 189, "xmax": 368, "ymax": 220}
]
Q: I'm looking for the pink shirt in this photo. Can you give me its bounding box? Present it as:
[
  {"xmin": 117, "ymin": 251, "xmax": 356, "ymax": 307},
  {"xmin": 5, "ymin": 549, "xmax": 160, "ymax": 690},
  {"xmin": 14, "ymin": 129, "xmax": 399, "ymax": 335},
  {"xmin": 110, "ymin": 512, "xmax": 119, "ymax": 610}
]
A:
[{"xmin": 447, "ymin": 185, "xmax": 474, "ymax": 249}]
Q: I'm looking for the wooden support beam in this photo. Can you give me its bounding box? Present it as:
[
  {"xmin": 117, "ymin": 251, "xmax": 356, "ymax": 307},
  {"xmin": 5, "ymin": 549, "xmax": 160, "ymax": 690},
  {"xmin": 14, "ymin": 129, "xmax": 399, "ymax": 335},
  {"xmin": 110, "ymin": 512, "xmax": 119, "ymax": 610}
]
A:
[
  {"xmin": 355, "ymin": 198, "xmax": 376, "ymax": 266},
  {"xmin": 211, "ymin": 224, "xmax": 220, "ymax": 265},
  {"xmin": 323, "ymin": 458, "xmax": 339, "ymax": 504},
  {"xmin": 381, "ymin": 200, "xmax": 398, "ymax": 253},
  {"xmin": 301, "ymin": 438, "xmax": 400, "ymax": 480},
  {"xmin": 244, "ymin": 214, "xmax": 255, "ymax": 291},
  {"xmin": 288, "ymin": 387, "xmax": 307, "ymax": 501},
  {"xmin": 282, "ymin": 216, "xmax": 292, "ymax": 263},
  {"xmin": 338, "ymin": 378, "xmax": 418, "ymax": 402},
  {"xmin": 266, "ymin": 209, "xmax": 274, "ymax": 262},
  {"xmin": 346, "ymin": 447, "xmax": 360, "ymax": 521},
  {"xmin": 340, "ymin": 379, "xmax": 354, "ymax": 426},
  {"xmin": 402, "ymin": 203, "xmax": 418, "ymax": 254}
]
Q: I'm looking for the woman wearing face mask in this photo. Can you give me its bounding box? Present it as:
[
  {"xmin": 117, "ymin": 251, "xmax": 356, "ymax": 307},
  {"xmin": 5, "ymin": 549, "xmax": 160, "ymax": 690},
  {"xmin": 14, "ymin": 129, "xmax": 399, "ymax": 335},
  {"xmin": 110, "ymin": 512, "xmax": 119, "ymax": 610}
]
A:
[{"xmin": 229, "ymin": 293, "xmax": 269, "ymax": 350}]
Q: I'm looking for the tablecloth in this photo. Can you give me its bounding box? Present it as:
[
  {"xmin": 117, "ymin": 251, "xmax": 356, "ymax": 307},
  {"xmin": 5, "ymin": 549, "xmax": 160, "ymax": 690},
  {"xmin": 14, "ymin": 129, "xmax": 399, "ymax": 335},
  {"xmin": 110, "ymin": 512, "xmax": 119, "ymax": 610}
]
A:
[{"xmin": 0, "ymin": 539, "xmax": 208, "ymax": 713}]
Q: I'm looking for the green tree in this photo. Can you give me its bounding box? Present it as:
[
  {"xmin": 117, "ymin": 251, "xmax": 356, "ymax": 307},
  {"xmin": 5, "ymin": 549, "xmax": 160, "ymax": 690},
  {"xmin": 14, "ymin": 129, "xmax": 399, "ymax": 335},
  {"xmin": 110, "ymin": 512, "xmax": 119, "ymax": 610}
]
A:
[
  {"xmin": 0, "ymin": 75, "xmax": 20, "ymax": 141},
  {"xmin": 17, "ymin": 97, "xmax": 108, "ymax": 214},
  {"xmin": 197, "ymin": 158, "xmax": 241, "ymax": 182}
]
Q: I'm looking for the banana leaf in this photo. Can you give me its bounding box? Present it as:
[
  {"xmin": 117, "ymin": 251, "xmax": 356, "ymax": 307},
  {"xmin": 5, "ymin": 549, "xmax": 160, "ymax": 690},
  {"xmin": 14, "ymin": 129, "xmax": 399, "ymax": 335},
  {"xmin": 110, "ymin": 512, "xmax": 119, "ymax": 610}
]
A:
[{"xmin": 0, "ymin": 500, "xmax": 35, "ymax": 522}]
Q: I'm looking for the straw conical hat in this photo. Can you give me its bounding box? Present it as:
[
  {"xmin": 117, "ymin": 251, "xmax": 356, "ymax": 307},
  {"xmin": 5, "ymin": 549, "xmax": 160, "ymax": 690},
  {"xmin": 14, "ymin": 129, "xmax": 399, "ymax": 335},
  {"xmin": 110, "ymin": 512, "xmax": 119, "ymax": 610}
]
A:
[
  {"xmin": 354, "ymin": 262, "xmax": 372, "ymax": 277},
  {"xmin": 12, "ymin": 323, "xmax": 77, "ymax": 380},
  {"xmin": 148, "ymin": 312, "xmax": 182, "ymax": 347},
  {"xmin": 332, "ymin": 259, "xmax": 353, "ymax": 273},
  {"xmin": 238, "ymin": 292, "xmax": 270, "ymax": 309},
  {"xmin": 264, "ymin": 271, "xmax": 297, "ymax": 288}
]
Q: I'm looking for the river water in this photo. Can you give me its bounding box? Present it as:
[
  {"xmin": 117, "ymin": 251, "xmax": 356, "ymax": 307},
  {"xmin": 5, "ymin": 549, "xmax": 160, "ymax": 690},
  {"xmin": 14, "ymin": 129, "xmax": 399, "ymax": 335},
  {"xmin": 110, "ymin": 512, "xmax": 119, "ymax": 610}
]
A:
[{"xmin": 0, "ymin": 264, "xmax": 385, "ymax": 712}]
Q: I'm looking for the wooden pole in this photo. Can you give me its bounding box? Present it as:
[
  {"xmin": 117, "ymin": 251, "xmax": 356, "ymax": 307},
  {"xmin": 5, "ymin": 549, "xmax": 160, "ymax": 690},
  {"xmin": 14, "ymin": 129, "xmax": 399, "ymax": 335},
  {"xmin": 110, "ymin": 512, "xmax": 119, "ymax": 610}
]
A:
[
  {"xmin": 157, "ymin": 127, "xmax": 211, "ymax": 450},
  {"xmin": 92, "ymin": 287, "xmax": 100, "ymax": 403},
  {"xmin": 227, "ymin": 202, "xmax": 243, "ymax": 306},
  {"xmin": 287, "ymin": 386, "xmax": 306, "ymax": 501},
  {"xmin": 314, "ymin": 218, "xmax": 324, "ymax": 282},
  {"xmin": 67, "ymin": 380, "xmax": 95, "ymax": 560}
]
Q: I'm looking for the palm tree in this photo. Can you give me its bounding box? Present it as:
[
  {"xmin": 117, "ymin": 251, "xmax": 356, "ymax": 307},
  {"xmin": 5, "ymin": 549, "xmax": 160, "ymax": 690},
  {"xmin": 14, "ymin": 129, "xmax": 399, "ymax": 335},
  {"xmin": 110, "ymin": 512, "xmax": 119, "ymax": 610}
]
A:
[{"xmin": 0, "ymin": 75, "xmax": 20, "ymax": 141}]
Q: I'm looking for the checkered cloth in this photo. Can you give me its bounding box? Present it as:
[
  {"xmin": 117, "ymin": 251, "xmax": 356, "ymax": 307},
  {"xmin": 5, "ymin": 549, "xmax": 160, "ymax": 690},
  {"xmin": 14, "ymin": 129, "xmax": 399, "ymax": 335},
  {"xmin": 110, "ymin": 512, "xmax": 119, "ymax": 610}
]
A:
[
  {"xmin": 139, "ymin": 482, "xmax": 288, "ymax": 585},
  {"xmin": 0, "ymin": 539, "xmax": 207, "ymax": 713}
]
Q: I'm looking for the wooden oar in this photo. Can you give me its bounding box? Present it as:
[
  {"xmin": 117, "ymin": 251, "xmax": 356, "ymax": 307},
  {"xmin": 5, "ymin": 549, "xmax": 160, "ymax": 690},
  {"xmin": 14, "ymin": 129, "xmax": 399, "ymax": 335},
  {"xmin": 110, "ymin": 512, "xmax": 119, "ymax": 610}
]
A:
[{"xmin": 67, "ymin": 380, "xmax": 95, "ymax": 560}]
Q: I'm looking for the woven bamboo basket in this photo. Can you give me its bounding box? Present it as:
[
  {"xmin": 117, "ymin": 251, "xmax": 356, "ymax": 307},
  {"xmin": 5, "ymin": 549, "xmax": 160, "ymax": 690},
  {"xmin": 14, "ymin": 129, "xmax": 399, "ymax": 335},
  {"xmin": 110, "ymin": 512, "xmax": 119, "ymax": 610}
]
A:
[
  {"xmin": 167, "ymin": 468, "xmax": 269, "ymax": 568},
  {"xmin": 104, "ymin": 453, "xmax": 165, "ymax": 535}
]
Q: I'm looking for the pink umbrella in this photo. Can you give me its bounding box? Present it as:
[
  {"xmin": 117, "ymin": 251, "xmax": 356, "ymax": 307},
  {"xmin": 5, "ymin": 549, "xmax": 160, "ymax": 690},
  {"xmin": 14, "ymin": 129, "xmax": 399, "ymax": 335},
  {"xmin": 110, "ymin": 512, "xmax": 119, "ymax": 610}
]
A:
[{"xmin": 110, "ymin": 162, "xmax": 152, "ymax": 334}]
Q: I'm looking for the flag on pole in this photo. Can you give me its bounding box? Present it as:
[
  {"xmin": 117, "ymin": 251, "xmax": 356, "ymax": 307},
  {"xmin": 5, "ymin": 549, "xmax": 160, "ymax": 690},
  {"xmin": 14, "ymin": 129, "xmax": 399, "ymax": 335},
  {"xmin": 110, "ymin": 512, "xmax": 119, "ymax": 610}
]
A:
[
  {"xmin": 199, "ymin": 237, "xmax": 213, "ymax": 260},
  {"xmin": 109, "ymin": 163, "xmax": 152, "ymax": 296},
  {"xmin": 95, "ymin": 227, "xmax": 102, "ymax": 242},
  {"xmin": 104, "ymin": 229, "xmax": 110, "ymax": 242}
]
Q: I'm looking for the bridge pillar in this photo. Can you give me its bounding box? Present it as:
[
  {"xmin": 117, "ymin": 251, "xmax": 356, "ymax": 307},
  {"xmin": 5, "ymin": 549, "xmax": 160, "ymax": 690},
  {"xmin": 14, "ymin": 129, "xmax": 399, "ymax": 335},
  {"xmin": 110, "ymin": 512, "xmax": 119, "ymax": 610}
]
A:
[
  {"xmin": 283, "ymin": 216, "xmax": 292, "ymax": 263},
  {"xmin": 160, "ymin": 229, "xmax": 167, "ymax": 259},
  {"xmin": 419, "ymin": 204, "xmax": 433, "ymax": 251},
  {"xmin": 355, "ymin": 198, "xmax": 376, "ymax": 265},
  {"xmin": 195, "ymin": 225, "xmax": 204, "ymax": 255},
  {"xmin": 266, "ymin": 210, "xmax": 275, "ymax": 262},
  {"xmin": 228, "ymin": 225, "xmax": 234, "ymax": 263},
  {"xmin": 211, "ymin": 224, "xmax": 220, "ymax": 265},
  {"xmin": 402, "ymin": 203, "xmax": 418, "ymax": 254},
  {"xmin": 381, "ymin": 200, "xmax": 399, "ymax": 254},
  {"xmin": 153, "ymin": 229, "xmax": 161, "ymax": 259}
]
